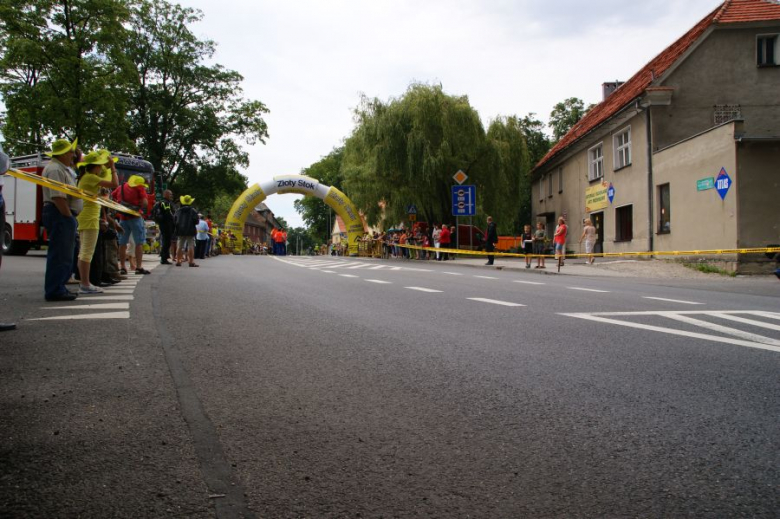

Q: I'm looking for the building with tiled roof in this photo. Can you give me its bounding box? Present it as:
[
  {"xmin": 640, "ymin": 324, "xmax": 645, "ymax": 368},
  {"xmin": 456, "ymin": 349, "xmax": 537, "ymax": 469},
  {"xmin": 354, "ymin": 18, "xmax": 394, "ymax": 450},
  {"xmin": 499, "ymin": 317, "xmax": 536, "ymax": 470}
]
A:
[{"xmin": 532, "ymin": 0, "xmax": 780, "ymax": 272}]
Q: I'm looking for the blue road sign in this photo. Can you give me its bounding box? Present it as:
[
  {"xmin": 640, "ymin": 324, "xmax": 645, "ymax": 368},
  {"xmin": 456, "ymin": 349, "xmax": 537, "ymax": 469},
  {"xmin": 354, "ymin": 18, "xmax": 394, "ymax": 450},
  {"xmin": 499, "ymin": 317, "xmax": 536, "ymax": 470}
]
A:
[
  {"xmin": 715, "ymin": 167, "xmax": 731, "ymax": 200},
  {"xmin": 452, "ymin": 185, "xmax": 476, "ymax": 216},
  {"xmin": 607, "ymin": 182, "xmax": 615, "ymax": 204},
  {"xmin": 407, "ymin": 204, "xmax": 418, "ymax": 214}
]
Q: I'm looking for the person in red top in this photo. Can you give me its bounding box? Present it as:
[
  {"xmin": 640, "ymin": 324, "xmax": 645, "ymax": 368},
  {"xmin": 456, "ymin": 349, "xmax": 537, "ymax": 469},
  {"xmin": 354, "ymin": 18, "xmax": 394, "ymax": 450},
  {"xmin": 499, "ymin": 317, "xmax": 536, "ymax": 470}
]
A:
[
  {"xmin": 553, "ymin": 216, "xmax": 568, "ymax": 265},
  {"xmin": 112, "ymin": 175, "xmax": 150, "ymax": 274},
  {"xmin": 438, "ymin": 224, "xmax": 451, "ymax": 261}
]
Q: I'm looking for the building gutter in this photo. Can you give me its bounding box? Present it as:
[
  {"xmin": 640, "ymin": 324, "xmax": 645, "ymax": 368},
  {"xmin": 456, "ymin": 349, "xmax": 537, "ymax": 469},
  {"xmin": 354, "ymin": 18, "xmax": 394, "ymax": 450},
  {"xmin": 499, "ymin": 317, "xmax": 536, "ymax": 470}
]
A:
[{"xmin": 645, "ymin": 107, "xmax": 654, "ymax": 254}]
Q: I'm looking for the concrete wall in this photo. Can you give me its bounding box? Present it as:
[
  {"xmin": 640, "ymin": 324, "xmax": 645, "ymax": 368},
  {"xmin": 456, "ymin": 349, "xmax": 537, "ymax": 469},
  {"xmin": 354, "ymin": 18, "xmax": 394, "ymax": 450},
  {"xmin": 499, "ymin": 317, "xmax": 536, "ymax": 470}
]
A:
[
  {"xmin": 532, "ymin": 111, "xmax": 650, "ymax": 253},
  {"xmin": 654, "ymin": 27, "xmax": 780, "ymax": 150},
  {"xmin": 652, "ymin": 122, "xmax": 738, "ymax": 252},
  {"xmin": 736, "ymin": 140, "xmax": 780, "ymax": 248}
]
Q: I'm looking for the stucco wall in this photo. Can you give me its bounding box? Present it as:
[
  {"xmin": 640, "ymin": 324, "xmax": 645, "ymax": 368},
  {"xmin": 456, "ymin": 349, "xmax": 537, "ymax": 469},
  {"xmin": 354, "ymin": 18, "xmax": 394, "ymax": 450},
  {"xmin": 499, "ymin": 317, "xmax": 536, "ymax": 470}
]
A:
[
  {"xmin": 736, "ymin": 140, "xmax": 780, "ymax": 248},
  {"xmin": 653, "ymin": 123, "xmax": 738, "ymax": 252},
  {"xmin": 654, "ymin": 27, "xmax": 780, "ymax": 150},
  {"xmin": 532, "ymin": 111, "xmax": 650, "ymax": 253}
]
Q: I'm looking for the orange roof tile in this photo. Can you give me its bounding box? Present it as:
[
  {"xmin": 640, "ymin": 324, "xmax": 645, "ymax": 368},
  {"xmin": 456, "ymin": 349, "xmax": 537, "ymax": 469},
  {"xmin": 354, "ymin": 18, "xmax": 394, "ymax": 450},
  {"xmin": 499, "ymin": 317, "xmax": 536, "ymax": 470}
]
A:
[{"xmin": 534, "ymin": 0, "xmax": 780, "ymax": 172}]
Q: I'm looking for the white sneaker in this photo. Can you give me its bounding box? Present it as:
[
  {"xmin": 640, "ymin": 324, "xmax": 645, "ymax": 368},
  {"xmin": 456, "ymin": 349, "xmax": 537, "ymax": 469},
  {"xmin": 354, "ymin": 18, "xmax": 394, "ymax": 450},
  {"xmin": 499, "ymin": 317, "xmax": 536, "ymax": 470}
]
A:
[{"xmin": 79, "ymin": 284, "xmax": 104, "ymax": 294}]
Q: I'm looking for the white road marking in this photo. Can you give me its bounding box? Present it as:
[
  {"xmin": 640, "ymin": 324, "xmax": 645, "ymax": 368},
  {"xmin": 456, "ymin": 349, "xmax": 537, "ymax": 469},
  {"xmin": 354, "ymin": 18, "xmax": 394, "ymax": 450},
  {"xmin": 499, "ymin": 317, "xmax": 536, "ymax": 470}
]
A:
[
  {"xmin": 475, "ymin": 275, "xmax": 499, "ymax": 280},
  {"xmin": 662, "ymin": 313, "xmax": 780, "ymax": 347},
  {"xmin": 404, "ymin": 267, "xmax": 433, "ymax": 272},
  {"xmin": 369, "ymin": 265, "xmax": 388, "ymax": 270},
  {"xmin": 405, "ymin": 287, "xmax": 443, "ymax": 293},
  {"xmin": 321, "ymin": 270, "xmax": 336, "ymax": 274},
  {"xmin": 345, "ymin": 263, "xmax": 372, "ymax": 269},
  {"xmin": 754, "ymin": 311, "xmax": 780, "ymax": 321},
  {"xmin": 708, "ymin": 313, "xmax": 780, "ymax": 332},
  {"xmin": 85, "ymin": 295, "xmax": 134, "ymax": 301},
  {"xmin": 467, "ymin": 298, "xmax": 525, "ymax": 307},
  {"xmin": 339, "ymin": 274, "xmax": 359, "ymax": 278},
  {"xmin": 643, "ymin": 296, "xmax": 703, "ymax": 305},
  {"xmin": 442, "ymin": 272, "xmax": 463, "ymax": 276},
  {"xmin": 41, "ymin": 303, "xmax": 130, "ymax": 310},
  {"xmin": 562, "ymin": 311, "xmax": 780, "ymax": 353},
  {"xmin": 365, "ymin": 279, "xmax": 392, "ymax": 284},
  {"xmin": 567, "ymin": 287, "xmax": 610, "ymax": 293},
  {"xmin": 513, "ymin": 280, "xmax": 545, "ymax": 285},
  {"xmin": 30, "ymin": 311, "xmax": 131, "ymax": 321}
]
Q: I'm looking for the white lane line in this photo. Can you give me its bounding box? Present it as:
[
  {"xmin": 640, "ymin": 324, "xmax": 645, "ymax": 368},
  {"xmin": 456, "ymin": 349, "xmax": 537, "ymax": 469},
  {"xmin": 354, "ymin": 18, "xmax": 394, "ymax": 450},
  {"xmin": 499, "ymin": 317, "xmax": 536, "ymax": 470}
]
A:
[
  {"xmin": 513, "ymin": 280, "xmax": 545, "ymax": 285},
  {"xmin": 442, "ymin": 272, "xmax": 463, "ymax": 276},
  {"xmin": 95, "ymin": 290, "xmax": 135, "ymax": 295},
  {"xmin": 567, "ymin": 287, "xmax": 610, "ymax": 293},
  {"xmin": 30, "ymin": 311, "xmax": 131, "ymax": 321},
  {"xmin": 467, "ymin": 298, "xmax": 525, "ymax": 307},
  {"xmin": 707, "ymin": 312, "xmax": 780, "ymax": 332},
  {"xmin": 84, "ymin": 295, "xmax": 134, "ymax": 301},
  {"xmin": 40, "ymin": 303, "xmax": 130, "ymax": 310},
  {"xmin": 369, "ymin": 265, "xmax": 388, "ymax": 270},
  {"xmin": 580, "ymin": 310, "xmax": 771, "ymax": 317},
  {"xmin": 321, "ymin": 270, "xmax": 336, "ymax": 274},
  {"xmin": 662, "ymin": 314, "xmax": 780, "ymax": 347},
  {"xmin": 345, "ymin": 264, "xmax": 372, "ymax": 269},
  {"xmin": 475, "ymin": 275, "xmax": 499, "ymax": 280},
  {"xmin": 365, "ymin": 279, "xmax": 392, "ymax": 284},
  {"xmin": 339, "ymin": 274, "xmax": 359, "ymax": 278},
  {"xmin": 643, "ymin": 296, "xmax": 703, "ymax": 305},
  {"xmin": 562, "ymin": 313, "xmax": 780, "ymax": 354},
  {"xmin": 405, "ymin": 287, "xmax": 443, "ymax": 293},
  {"xmin": 405, "ymin": 268, "xmax": 433, "ymax": 272}
]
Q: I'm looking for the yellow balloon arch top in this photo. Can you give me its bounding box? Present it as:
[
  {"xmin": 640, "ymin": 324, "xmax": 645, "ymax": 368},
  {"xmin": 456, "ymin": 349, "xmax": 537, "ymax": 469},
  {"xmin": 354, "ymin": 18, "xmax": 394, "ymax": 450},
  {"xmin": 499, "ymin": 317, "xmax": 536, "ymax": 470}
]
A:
[{"xmin": 223, "ymin": 175, "xmax": 364, "ymax": 255}]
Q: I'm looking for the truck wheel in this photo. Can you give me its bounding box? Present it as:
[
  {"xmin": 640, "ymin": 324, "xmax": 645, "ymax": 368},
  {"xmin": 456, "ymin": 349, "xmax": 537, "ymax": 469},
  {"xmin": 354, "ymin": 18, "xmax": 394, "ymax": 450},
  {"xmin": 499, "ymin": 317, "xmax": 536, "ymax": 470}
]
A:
[{"xmin": 4, "ymin": 229, "xmax": 30, "ymax": 256}]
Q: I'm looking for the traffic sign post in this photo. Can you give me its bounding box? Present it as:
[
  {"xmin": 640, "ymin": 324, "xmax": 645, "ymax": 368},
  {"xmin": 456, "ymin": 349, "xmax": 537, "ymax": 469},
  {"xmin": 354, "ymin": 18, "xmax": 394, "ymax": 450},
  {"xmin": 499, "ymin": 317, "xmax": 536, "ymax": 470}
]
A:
[{"xmin": 715, "ymin": 167, "xmax": 731, "ymax": 200}]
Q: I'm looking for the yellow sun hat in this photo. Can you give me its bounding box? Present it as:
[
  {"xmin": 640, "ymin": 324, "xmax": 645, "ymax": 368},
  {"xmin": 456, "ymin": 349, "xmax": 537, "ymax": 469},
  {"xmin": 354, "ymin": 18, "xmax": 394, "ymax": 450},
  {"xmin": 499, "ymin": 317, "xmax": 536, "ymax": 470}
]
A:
[
  {"xmin": 127, "ymin": 175, "xmax": 149, "ymax": 188},
  {"xmin": 180, "ymin": 195, "xmax": 195, "ymax": 205},
  {"xmin": 97, "ymin": 149, "xmax": 119, "ymax": 163},
  {"xmin": 76, "ymin": 150, "xmax": 110, "ymax": 168},
  {"xmin": 45, "ymin": 137, "xmax": 78, "ymax": 157}
]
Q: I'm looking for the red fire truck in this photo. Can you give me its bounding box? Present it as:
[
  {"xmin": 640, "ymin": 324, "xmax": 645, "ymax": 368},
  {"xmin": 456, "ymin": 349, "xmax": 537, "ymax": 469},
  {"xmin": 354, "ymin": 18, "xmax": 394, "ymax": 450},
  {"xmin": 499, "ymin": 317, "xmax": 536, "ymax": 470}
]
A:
[{"xmin": 2, "ymin": 152, "xmax": 156, "ymax": 255}]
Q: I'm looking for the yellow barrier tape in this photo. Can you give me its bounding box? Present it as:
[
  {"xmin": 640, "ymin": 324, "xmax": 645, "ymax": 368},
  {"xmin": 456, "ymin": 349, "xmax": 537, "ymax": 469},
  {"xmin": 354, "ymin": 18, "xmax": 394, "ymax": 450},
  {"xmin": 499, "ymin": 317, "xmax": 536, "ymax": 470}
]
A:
[
  {"xmin": 7, "ymin": 168, "xmax": 142, "ymax": 217},
  {"xmin": 391, "ymin": 243, "xmax": 780, "ymax": 259}
]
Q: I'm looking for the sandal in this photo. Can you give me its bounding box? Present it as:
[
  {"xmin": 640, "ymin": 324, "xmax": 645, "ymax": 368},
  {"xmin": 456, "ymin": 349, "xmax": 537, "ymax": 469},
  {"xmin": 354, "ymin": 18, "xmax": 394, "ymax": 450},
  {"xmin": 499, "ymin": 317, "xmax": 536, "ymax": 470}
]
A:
[
  {"xmin": 135, "ymin": 268, "xmax": 151, "ymax": 275},
  {"xmin": 119, "ymin": 268, "xmax": 127, "ymax": 275},
  {"xmin": 189, "ymin": 263, "xmax": 199, "ymax": 267}
]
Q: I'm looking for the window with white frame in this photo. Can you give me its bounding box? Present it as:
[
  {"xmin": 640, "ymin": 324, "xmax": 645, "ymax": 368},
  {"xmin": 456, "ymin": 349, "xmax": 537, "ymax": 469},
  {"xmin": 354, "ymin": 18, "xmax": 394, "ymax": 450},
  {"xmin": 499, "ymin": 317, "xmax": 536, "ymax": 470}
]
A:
[
  {"xmin": 613, "ymin": 127, "xmax": 631, "ymax": 169},
  {"xmin": 588, "ymin": 143, "xmax": 604, "ymax": 181},
  {"xmin": 557, "ymin": 167, "xmax": 563, "ymax": 193},
  {"xmin": 757, "ymin": 34, "xmax": 778, "ymax": 66}
]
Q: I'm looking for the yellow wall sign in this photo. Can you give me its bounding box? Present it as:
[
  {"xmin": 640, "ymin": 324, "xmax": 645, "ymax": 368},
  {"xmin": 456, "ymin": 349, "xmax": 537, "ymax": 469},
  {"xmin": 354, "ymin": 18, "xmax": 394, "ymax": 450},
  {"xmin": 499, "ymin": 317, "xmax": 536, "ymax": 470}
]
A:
[{"xmin": 585, "ymin": 182, "xmax": 609, "ymax": 212}]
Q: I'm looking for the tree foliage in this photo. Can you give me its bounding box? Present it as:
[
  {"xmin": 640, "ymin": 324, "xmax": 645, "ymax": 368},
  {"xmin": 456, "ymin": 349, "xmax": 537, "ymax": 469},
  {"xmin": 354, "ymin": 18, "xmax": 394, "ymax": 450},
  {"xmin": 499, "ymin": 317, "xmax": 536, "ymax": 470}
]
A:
[
  {"xmin": 0, "ymin": 0, "xmax": 267, "ymax": 209},
  {"xmin": 518, "ymin": 113, "xmax": 552, "ymax": 167},
  {"xmin": 125, "ymin": 0, "xmax": 269, "ymax": 185},
  {"xmin": 0, "ymin": 0, "xmax": 134, "ymax": 153},
  {"xmin": 340, "ymin": 83, "xmax": 529, "ymax": 234},
  {"xmin": 294, "ymin": 147, "xmax": 344, "ymax": 243},
  {"xmin": 549, "ymin": 97, "xmax": 592, "ymax": 142}
]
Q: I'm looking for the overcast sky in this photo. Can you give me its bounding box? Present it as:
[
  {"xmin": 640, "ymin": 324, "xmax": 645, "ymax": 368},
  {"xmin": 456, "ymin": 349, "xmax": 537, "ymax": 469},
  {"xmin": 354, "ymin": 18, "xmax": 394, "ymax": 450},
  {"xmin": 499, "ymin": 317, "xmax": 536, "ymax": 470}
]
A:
[{"xmin": 177, "ymin": 0, "xmax": 723, "ymax": 227}]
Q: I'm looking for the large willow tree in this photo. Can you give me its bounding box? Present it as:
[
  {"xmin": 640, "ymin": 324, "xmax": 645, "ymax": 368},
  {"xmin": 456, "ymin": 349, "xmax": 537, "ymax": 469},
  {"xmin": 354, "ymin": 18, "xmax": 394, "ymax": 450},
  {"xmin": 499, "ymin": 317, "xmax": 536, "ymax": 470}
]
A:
[{"xmin": 341, "ymin": 83, "xmax": 529, "ymax": 234}]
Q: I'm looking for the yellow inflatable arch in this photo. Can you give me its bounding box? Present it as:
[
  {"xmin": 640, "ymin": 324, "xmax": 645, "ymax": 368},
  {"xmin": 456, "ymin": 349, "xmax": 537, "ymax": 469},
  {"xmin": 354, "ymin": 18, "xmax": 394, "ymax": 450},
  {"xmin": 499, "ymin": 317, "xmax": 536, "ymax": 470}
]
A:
[{"xmin": 223, "ymin": 175, "xmax": 364, "ymax": 255}]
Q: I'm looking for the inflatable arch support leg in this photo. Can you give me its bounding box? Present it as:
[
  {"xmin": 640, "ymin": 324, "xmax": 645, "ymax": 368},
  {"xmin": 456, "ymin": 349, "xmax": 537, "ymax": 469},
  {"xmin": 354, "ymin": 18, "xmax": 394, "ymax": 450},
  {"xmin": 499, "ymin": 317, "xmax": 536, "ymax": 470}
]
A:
[{"xmin": 224, "ymin": 175, "xmax": 364, "ymax": 255}]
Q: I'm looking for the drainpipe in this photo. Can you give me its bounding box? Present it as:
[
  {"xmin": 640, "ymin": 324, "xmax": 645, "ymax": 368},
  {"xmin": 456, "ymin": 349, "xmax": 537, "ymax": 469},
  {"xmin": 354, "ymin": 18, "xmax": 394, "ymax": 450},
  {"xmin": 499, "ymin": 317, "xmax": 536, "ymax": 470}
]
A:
[{"xmin": 645, "ymin": 107, "xmax": 654, "ymax": 254}]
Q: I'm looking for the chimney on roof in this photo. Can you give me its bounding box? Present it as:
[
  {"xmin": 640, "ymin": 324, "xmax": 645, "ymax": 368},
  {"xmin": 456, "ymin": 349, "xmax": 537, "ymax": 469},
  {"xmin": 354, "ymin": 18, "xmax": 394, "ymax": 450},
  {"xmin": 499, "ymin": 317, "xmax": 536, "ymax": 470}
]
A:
[{"xmin": 602, "ymin": 81, "xmax": 624, "ymax": 101}]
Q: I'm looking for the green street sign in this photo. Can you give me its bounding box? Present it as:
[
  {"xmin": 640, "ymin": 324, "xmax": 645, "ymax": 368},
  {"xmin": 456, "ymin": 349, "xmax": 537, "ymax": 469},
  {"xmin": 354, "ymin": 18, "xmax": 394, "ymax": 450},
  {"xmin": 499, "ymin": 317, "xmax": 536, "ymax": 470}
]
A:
[{"xmin": 697, "ymin": 177, "xmax": 715, "ymax": 191}]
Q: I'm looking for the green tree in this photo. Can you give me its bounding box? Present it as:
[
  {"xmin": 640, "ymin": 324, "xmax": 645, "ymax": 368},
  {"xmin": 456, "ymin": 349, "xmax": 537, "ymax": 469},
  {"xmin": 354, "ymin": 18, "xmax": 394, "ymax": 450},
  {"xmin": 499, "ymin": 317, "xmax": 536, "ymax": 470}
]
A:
[
  {"xmin": 483, "ymin": 116, "xmax": 530, "ymax": 234},
  {"xmin": 342, "ymin": 83, "xmax": 489, "ymax": 228},
  {"xmin": 124, "ymin": 0, "xmax": 269, "ymax": 186},
  {"xmin": 0, "ymin": 0, "xmax": 134, "ymax": 154},
  {"xmin": 171, "ymin": 158, "xmax": 248, "ymax": 216},
  {"xmin": 549, "ymin": 97, "xmax": 592, "ymax": 142},
  {"xmin": 294, "ymin": 147, "xmax": 344, "ymax": 243},
  {"xmin": 286, "ymin": 227, "xmax": 316, "ymax": 255},
  {"xmin": 518, "ymin": 113, "xmax": 552, "ymax": 167}
]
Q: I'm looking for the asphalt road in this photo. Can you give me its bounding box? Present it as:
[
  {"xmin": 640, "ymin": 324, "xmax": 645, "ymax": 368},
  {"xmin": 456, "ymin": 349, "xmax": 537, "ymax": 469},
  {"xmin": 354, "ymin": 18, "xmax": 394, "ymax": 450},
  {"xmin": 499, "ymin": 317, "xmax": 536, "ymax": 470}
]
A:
[{"xmin": 1, "ymin": 253, "xmax": 779, "ymax": 518}]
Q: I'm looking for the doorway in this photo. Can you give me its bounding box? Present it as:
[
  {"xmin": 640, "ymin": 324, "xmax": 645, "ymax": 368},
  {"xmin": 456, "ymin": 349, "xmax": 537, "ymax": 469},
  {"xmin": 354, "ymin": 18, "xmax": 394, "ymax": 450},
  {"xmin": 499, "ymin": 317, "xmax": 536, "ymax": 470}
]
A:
[{"xmin": 590, "ymin": 212, "xmax": 604, "ymax": 253}]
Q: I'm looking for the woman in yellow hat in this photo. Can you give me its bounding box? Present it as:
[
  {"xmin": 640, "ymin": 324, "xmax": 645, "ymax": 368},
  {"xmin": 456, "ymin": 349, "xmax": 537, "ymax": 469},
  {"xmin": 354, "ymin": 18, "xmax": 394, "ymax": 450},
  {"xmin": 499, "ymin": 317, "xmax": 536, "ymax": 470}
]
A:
[{"xmin": 75, "ymin": 151, "xmax": 118, "ymax": 294}]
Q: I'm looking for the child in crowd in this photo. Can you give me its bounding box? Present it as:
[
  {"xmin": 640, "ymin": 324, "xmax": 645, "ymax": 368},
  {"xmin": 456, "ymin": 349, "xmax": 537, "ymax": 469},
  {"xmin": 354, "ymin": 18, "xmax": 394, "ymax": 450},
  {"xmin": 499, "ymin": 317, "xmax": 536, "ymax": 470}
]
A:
[{"xmin": 521, "ymin": 224, "xmax": 533, "ymax": 269}]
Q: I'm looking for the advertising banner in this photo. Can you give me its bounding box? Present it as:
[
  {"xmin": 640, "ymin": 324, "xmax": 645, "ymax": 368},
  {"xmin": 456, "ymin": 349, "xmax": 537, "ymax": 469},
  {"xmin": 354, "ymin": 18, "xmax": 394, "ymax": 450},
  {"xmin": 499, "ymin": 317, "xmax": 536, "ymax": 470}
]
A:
[{"xmin": 585, "ymin": 182, "xmax": 609, "ymax": 212}]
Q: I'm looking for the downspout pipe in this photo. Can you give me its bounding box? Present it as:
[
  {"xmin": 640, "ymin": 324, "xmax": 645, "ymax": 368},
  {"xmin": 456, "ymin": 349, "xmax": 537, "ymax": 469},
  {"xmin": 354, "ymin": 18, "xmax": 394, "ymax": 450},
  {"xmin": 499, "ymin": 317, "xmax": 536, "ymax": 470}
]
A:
[{"xmin": 645, "ymin": 107, "xmax": 654, "ymax": 254}]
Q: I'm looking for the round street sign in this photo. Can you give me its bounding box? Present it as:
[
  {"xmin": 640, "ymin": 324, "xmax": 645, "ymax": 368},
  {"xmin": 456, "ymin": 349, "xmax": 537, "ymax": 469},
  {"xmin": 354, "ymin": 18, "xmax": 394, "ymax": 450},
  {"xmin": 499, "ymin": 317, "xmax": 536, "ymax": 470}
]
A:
[
  {"xmin": 458, "ymin": 201, "xmax": 465, "ymax": 209},
  {"xmin": 458, "ymin": 189, "xmax": 465, "ymax": 197}
]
